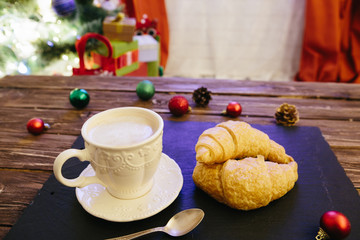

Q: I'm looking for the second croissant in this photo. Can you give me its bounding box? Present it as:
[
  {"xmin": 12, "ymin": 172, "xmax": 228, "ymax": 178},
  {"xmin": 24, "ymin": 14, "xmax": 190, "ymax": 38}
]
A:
[{"xmin": 195, "ymin": 121, "xmax": 294, "ymax": 165}]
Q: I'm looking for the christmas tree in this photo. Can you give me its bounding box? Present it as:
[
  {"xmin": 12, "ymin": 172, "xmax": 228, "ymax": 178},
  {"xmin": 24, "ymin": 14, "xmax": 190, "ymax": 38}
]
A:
[{"xmin": 0, "ymin": 0, "xmax": 123, "ymax": 77}]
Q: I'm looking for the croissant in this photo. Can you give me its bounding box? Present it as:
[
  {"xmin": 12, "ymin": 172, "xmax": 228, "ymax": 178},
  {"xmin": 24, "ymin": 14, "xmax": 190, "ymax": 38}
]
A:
[
  {"xmin": 195, "ymin": 121, "xmax": 293, "ymax": 165},
  {"xmin": 193, "ymin": 120, "xmax": 298, "ymax": 210},
  {"xmin": 193, "ymin": 155, "xmax": 298, "ymax": 210}
]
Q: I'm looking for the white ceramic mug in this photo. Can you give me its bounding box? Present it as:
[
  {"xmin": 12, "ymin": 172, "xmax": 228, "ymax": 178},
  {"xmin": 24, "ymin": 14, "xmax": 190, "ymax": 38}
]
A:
[{"xmin": 53, "ymin": 107, "xmax": 164, "ymax": 199}]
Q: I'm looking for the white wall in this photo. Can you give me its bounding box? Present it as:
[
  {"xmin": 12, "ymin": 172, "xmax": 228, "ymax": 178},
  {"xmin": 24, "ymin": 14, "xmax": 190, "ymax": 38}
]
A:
[{"xmin": 164, "ymin": 0, "xmax": 305, "ymax": 81}]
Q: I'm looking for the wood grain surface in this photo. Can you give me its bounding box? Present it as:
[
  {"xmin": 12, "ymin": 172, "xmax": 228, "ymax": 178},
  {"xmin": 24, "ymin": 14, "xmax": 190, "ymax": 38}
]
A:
[{"xmin": 1, "ymin": 75, "xmax": 359, "ymax": 238}]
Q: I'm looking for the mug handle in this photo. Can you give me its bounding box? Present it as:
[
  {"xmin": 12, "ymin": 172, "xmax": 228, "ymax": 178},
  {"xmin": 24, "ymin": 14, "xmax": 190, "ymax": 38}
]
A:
[{"xmin": 53, "ymin": 149, "xmax": 105, "ymax": 188}]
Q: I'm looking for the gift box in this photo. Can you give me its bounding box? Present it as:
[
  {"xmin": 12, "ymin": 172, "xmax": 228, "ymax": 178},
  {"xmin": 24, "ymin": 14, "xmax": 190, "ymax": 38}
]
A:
[
  {"xmin": 124, "ymin": 35, "xmax": 159, "ymax": 76},
  {"xmin": 126, "ymin": 61, "xmax": 159, "ymax": 77},
  {"xmin": 103, "ymin": 13, "xmax": 136, "ymax": 42},
  {"xmin": 133, "ymin": 35, "xmax": 159, "ymax": 62},
  {"xmin": 92, "ymin": 39, "xmax": 139, "ymax": 76}
]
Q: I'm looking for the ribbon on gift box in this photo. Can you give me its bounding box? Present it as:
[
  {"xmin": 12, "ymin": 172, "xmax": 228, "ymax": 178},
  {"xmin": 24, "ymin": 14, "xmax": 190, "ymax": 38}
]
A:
[
  {"xmin": 115, "ymin": 50, "xmax": 138, "ymax": 69},
  {"xmin": 92, "ymin": 49, "xmax": 138, "ymax": 72},
  {"xmin": 73, "ymin": 33, "xmax": 115, "ymax": 76}
]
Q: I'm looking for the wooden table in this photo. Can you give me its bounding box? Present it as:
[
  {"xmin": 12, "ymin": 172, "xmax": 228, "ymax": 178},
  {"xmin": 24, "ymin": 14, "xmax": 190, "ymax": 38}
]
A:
[{"xmin": 1, "ymin": 75, "xmax": 359, "ymax": 238}]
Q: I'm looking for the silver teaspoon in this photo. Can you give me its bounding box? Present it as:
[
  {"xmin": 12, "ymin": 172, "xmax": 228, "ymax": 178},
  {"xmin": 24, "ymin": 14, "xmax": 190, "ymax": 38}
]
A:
[{"xmin": 106, "ymin": 208, "xmax": 205, "ymax": 240}]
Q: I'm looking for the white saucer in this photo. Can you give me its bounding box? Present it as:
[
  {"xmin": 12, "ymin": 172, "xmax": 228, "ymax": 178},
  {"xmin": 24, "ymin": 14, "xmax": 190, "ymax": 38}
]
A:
[{"xmin": 75, "ymin": 153, "xmax": 183, "ymax": 222}]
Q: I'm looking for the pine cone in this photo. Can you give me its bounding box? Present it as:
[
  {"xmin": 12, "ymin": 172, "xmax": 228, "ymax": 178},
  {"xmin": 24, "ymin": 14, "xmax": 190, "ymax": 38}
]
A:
[
  {"xmin": 275, "ymin": 103, "xmax": 299, "ymax": 126},
  {"xmin": 192, "ymin": 87, "xmax": 212, "ymax": 106}
]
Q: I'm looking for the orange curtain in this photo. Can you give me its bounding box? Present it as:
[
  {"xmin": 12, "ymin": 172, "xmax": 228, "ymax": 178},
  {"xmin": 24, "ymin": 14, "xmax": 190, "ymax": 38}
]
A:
[
  {"xmin": 124, "ymin": 0, "xmax": 169, "ymax": 68},
  {"xmin": 296, "ymin": 0, "xmax": 360, "ymax": 83}
]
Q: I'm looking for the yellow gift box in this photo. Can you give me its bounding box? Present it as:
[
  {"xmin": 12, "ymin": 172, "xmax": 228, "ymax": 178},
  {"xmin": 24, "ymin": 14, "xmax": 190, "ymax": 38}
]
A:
[{"xmin": 103, "ymin": 13, "xmax": 136, "ymax": 42}]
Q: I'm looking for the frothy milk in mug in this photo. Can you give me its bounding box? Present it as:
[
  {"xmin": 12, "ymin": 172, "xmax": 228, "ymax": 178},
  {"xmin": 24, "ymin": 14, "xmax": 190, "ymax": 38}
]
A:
[{"xmin": 88, "ymin": 116, "xmax": 154, "ymax": 147}]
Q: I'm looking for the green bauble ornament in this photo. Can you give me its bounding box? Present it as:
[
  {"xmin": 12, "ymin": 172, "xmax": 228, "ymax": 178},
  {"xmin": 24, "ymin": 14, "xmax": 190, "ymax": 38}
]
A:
[
  {"xmin": 158, "ymin": 66, "xmax": 164, "ymax": 76},
  {"xmin": 69, "ymin": 88, "xmax": 90, "ymax": 109},
  {"xmin": 136, "ymin": 80, "xmax": 155, "ymax": 100}
]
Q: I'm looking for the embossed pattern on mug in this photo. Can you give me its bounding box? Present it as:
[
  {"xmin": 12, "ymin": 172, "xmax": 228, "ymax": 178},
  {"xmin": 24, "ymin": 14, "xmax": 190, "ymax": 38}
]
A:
[{"xmin": 88, "ymin": 135, "xmax": 162, "ymax": 172}]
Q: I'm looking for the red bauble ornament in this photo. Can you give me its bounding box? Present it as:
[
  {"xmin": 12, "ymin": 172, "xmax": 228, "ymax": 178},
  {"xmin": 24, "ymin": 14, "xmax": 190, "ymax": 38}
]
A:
[
  {"xmin": 27, "ymin": 118, "xmax": 45, "ymax": 135},
  {"xmin": 168, "ymin": 96, "xmax": 189, "ymax": 116},
  {"xmin": 226, "ymin": 101, "xmax": 242, "ymax": 117},
  {"xmin": 317, "ymin": 211, "xmax": 351, "ymax": 240}
]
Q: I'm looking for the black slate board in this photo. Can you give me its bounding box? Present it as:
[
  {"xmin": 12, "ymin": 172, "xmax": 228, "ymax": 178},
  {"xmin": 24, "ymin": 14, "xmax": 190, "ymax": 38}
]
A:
[{"xmin": 5, "ymin": 121, "xmax": 360, "ymax": 240}]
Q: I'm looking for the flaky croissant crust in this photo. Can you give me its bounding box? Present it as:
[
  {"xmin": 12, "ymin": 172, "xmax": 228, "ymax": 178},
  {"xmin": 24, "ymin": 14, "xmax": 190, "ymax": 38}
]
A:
[
  {"xmin": 195, "ymin": 121, "xmax": 293, "ymax": 165},
  {"xmin": 192, "ymin": 121, "xmax": 298, "ymax": 210}
]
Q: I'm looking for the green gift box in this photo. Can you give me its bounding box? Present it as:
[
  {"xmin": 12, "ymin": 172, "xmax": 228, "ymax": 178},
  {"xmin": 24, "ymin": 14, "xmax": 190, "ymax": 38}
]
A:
[{"xmin": 92, "ymin": 39, "xmax": 139, "ymax": 76}]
